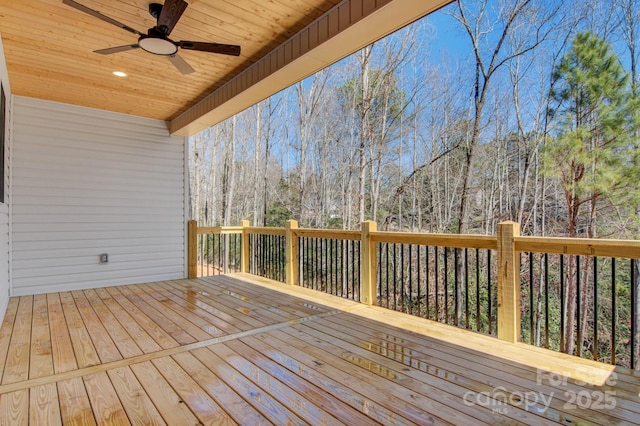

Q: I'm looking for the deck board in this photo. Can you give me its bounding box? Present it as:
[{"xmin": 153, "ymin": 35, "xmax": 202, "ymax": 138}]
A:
[
  {"xmin": 3, "ymin": 296, "xmax": 32, "ymax": 385},
  {"xmin": 29, "ymin": 295, "xmax": 53, "ymax": 381},
  {"xmin": 0, "ymin": 274, "xmax": 637, "ymax": 425},
  {"xmin": 29, "ymin": 383, "xmax": 62, "ymax": 426}
]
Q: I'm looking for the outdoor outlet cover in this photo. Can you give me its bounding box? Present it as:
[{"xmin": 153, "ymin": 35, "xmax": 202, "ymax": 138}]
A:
[{"xmin": 99, "ymin": 253, "xmax": 109, "ymax": 263}]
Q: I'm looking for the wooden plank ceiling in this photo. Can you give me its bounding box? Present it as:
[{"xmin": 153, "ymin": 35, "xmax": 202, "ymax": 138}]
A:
[
  {"xmin": 1, "ymin": 0, "xmax": 450, "ymax": 136},
  {"xmin": 0, "ymin": 0, "xmax": 341, "ymax": 122}
]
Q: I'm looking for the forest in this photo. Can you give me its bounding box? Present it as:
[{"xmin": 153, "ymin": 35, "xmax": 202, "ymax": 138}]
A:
[
  {"xmin": 189, "ymin": 0, "xmax": 639, "ymax": 240},
  {"xmin": 188, "ymin": 0, "xmax": 640, "ymax": 366}
]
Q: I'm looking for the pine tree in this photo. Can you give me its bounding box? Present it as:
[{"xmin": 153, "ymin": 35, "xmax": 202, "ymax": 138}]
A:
[{"xmin": 544, "ymin": 31, "xmax": 638, "ymax": 356}]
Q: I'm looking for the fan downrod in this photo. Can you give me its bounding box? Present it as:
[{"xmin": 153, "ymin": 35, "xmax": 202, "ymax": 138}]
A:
[{"xmin": 148, "ymin": 3, "xmax": 163, "ymax": 19}]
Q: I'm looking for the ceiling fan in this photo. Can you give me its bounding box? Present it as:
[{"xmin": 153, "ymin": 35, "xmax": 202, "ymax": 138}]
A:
[{"xmin": 62, "ymin": 0, "xmax": 241, "ymax": 74}]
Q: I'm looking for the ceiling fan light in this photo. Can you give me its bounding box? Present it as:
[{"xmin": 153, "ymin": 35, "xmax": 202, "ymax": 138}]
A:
[{"xmin": 138, "ymin": 37, "xmax": 178, "ymax": 55}]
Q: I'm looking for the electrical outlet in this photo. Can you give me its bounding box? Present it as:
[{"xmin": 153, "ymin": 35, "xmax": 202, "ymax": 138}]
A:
[{"xmin": 99, "ymin": 253, "xmax": 109, "ymax": 264}]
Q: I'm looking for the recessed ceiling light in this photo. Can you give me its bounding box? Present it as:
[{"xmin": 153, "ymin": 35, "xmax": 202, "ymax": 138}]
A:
[{"xmin": 112, "ymin": 71, "xmax": 127, "ymax": 77}]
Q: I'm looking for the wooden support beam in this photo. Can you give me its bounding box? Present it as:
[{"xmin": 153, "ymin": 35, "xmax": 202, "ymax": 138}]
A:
[
  {"xmin": 240, "ymin": 220, "xmax": 250, "ymax": 274},
  {"xmin": 497, "ymin": 221, "xmax": 521, "ymax": 343},
  {"xmin": 285, "ymin": 220, "xmax": 299, "ymax": 286},
  {"xmin": 360, "ymin": 221, "xmax": 377, "ymax": 305},
  {"xmin": 187, "ymin": 220, "xmax": 197, "ymax": 279},
  {"xmin": 169, "ymin": 0, "xmax": 452, "ymax": 136}
]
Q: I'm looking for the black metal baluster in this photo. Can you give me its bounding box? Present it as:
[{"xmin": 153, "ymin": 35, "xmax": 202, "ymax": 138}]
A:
[
  {"xmin": 454, "ymin": 247, "xmax": 459, "ymax": 326},
  {"xmin": 213, "ymin": 233, "xmax": 217, "ymax": 275},
  {"xmin": 281, "ymin": 235, "xmax": 285, "ymax": 281},
  {"xmin": 271, "ymin": 235, "xmax": 275, "ymax": 280},
  {"xmin": 476, "ymin": 248, "xmax": 480, "ymax": 332},
  {"xmin": 265, "ymin": 235, "xmax": 268, "ymax": 277},
  {"xmin": 488, "ymin": 250, "xmax": 492, "ymax": 335},
  {"xmin": 272, "ymin": 235, "xmax": 276, "ymax": 279},
  {"xmin": 324, "ymin": 237, "xmax": 328, "ymax": 292},
  {"xmin": 327, "ymin": 238, "xmax": 332, "ymax": 294},
  {"xmin": 267, "ymin": 235, "xmax": 271, "ymax": 279},
  {"xmin": 611, "ymin": 257, "xmax": 617, "ymax": 365},
  {"xmin": 232, "ymin": 234, "xmax": 236, "ymax": 272},
  {"xmin": 377, "ymin": 243, "xmax": 383, "ymax": 306},
  {"xmin": 274, "ymin": 235, "xmax": 277, "ymax": 279},
  {"xmin": 560, "ymin": 255, "xmax": 565, "ymax": 352},
  {"xmin": 312, "ymin": 237, "xmax": 316, "ymax": 289},
  {"xmin": 417, "ymin": 244, "xmax": 421, "ymax": 317},
  {"xmin": 219, "ymin": 234, "xmax": 223, "ymax": 275},
  {"xmin": 315, "ymin": 238, "xmax": 323, "ymax": 291},
  {"xmin": 257, "ymin": 234, "xmax": 261, "ymax": 276},
  {"xmin": 321, "ymin": 237, "xmax": 325, "ymax": 292},
  {"xmin": 425, "ymin": 246, "xmax": 430, "ymax": 320},
  {"xmin": 334, "ymin": 239, "xmax": 338, "ymax": 296},
  {"xmin": 444, "ymin": 247, "xmax": 449, "ymax": 323},
  {"xmin": 338, "ymin": 239, "xmax": 342, "ymax": 298},
  {"xmin": 327, "ymin": 239, "xmax": 332, "ymax": 294},
  {"xmin": 385, "ymin": 243, "xmax": 390, "ymax": 309},
  {"xmin": 334, "ymin": 239, "xmax": 338, "ymax": 295},
  {"xmin": 261, "ymin": 235, "xmax": 265, "ymax": 277},
  {"xmin": 593, "ymin": 257, "xmax": 598, "ymax": 362},
  {"xmin": 632, "ymin": 259, "xmax": 637, "ymax": 370},
  {"xmin": 209, "ymin": 234, "xmax": 214, "ymax": 275},
  {"xmin": 577, "ymin": 255, "xmax": 582, "ymax": 357},
  {"xmin": 435, "ymin": 246, "xmax": 439, "ymax": 322},
  {"xmin": 400, "ymin": 244, "xmax": 405, "ymax": 313},
  {"xmin": 356, "ymin": 240, "xmax": 361, "ymax": 301},
  {"xmin": 529, "ymin": 252, "xmax": 534, "ymax": 344},
  {"xmin": 393, "ymin": 243, "xmax": 398, "ymax": 311},
  {"xmin": 544, "ymin": 253, "xmax": 549, "ymax": 349},
  {"xmin": 323, "ymin": 238, "xmax": 328, "ymax": 292},
  {"xmin": 407, "ymin": 244, "xmax": 414, "ymax": 315},
  {"xmin": 300, "ymin": 237, "xmax": 304, "ymax": 285},
  {"xmin": 351, "ymin": 240, "xmax": 355, "ymax": 299},
  {"xmin": 465, "ymin": 248, "xmax": 469, "ymax": 329}
]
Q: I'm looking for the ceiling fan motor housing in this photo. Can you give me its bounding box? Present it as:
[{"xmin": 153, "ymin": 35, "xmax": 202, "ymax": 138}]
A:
[{"xmin": 148, "ymin": 3, "xmax": 163, "ymax": 20}]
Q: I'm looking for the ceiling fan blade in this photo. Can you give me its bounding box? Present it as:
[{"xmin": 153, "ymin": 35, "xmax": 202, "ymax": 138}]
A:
[
  {"xmin": 168, "ymin": 54, "xmax": 195, "ymax": 74},
  {"xmin": 62, "ymin": 0, "xmax": 144, "ymax": 36},
  {"xmin": 94, "ymin": 44, "xmax": 140, "ymax": 55},
  {"xmin": 179, "ymin": 41, "xmax": 241, "ymax": 56},
  {"xmin": 157, "ymin": 0, "xmax": 188, "ymax": 36}
]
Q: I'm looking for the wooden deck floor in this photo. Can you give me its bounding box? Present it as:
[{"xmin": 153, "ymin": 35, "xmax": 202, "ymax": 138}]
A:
[{"xmin": 0, "ymin": 274, "xmax": 637, "ymax": 425}]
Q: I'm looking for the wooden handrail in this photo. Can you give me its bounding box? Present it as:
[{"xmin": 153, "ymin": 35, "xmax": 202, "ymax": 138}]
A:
[
  {"xmin": 293, "ymin": 228, "xmax": 361, "ymax": 240},
  {"xmin": 370, "ymin": 231, "xmax": 497, "ymax": 249},
  {"xmin": 243, "ymin": 227, "xmax": 286, "ymax": 236},
  {"xmin": 515, "ymin": 236, "xmax": 640, "ymax": 258},
  {"xmin": 197, "ymin": 226, "xmax": 244, "ymax": 234}
]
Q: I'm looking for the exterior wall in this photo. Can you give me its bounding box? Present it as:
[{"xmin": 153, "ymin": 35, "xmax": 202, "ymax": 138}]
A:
[
  {"xmin": 0, "ymin": 37, "xmax": 10, "ymax": 315},
  {"xmin": 11, "ymin": 96, "xmax": 186, "ymax": 295}
]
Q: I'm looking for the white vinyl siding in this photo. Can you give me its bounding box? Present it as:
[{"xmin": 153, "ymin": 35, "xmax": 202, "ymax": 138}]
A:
[
  {"xmin": 11, "ymin": 96, "xmax": 185, "ymax": 295},
  {"xmin": 0, "ymin": 36, "xmax": 10, "ymax": 316}
]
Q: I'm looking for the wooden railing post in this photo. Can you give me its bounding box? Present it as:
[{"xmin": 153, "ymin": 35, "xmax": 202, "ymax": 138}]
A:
[
  {"xmin": 361, "ymin": 220, "xmax": 377, "ymax": 305},
  {"xmin": 497, "ymin": 221, "xmax": 521, "ymax": 343},
  {"xmin": 240, "ymin": 220, "xmax": 250, "ymax": 273},
  {"xmin": 187, "ymin": 220, "xmax": 197, "ymax": 279},
  {"xmin": 285, "ymin": 220, "xmax": 299, "ymax": 285}
]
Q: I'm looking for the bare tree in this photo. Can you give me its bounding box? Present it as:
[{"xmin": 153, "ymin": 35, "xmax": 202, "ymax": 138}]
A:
[{"xmin": 450, "ymin": 0, "xmax": 557, "ymax": 233}]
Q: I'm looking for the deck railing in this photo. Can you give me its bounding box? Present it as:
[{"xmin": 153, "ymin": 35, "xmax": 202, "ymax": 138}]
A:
[
  {"xmin": 188, "ymin": 221, "xmax": 243, "ymax": 277},
  {"xmin": 187, "ymin": 219, "xmax": 640, "ymax": 369}
]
